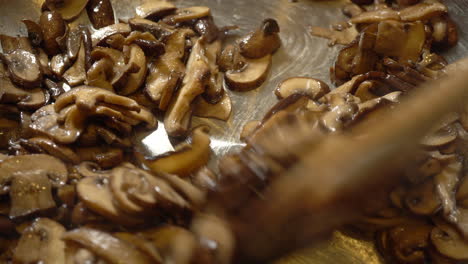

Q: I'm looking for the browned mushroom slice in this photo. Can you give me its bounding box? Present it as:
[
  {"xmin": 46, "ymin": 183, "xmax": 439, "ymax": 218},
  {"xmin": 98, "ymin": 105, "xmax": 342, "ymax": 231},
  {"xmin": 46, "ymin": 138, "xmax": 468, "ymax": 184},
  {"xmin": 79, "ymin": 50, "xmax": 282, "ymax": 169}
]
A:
[
  {"xmin": 435, "ymin": 161, "xmax": 462, "ymax": 222},
  {"xmin": 75, "ymin": 161, "xmax": 111, "ymax": 178},
  {"xmin": 163, "ymin": 6, "xmax": 211, "ymax": 25},
  {"xmin": 159, "ymin": 173, "xmax": 205, "ymax": 208},
  {"xmin": 50, "ymin": 54, "xmax": 71, "ymax": 77},
  {"xmin": 135, "ymin": 1, "xmax": 176, "ymax": 20},
  {"xmin": 13, "ymin": 218, "xmax": 65, "ymax": 263},
  {"xmin": 92, "ymin": 23, "xmax": 131, "ymax": 46},
  {"xmin": 218, "ymin": 44, "xmax": 246, "ymax": 72},
  {"xmin": 238, "ymin": 18, "xmax": 280, "ymax": 59},
  {"xmin": 39, "ymin": 11, "xmax": 66, "ymax": 56},
  {"xmin": 44, "ymin": 0, "xmax": 89, "ymax": 21},
  {"xmin": 75, "ymin": 146, "xmax": 123, "ymax": 169},
  {"xmin": 404, "ymin": 179, "xmax": 441, "ymax": 215},
  {"xmin": 225, "ymin": 55, "xmax": 272, "ymax": 92},
  {"xmin": 164, "ymin": 39, "xmax": 210, "ymax": 136},
  {"xmin": 194, "ymin": 16, "xmax": 220, "ymax": 44},
  {"xmin": 202, "ymin": 40, "xmax": 223, "ymax": 104},
  {"xmin": 143, "ymin": 126, "xmax": 211, "ymax": 177},
  {"xmin": 0, "ymin": 74, "xmax": 46, "ymax": 110},
  {"xmin": 37, "ymin": 48, "xmax": 52, "ymax": 77},
  {"xmin": 54, "ymin": 86, "xmax": 140, "ymax": 112},
  {"xmin": 128, "ymin": 18, "xmax": 175, "ymax": 41},
  {"xmin": 63, "ymin": 228, "xmax": 153, "ymax": 263},
  {"xmin": 309, "ymin": 25, "xmax": 358, "ymax": 46},
  {"xmin": 0, "ymin": 35, "xmax": 33, "ymax": 54},
  {"xmin": 86, "ymin": 58, "xmax": 114, "ymax": 91},
  {"xmin": 109, "ymin": 166, "xmax": 147, "ymax": 215},
  {"xmin": 2, "ymin": 49, "xmax": 42, "ymax": 89},
  {"xmin": 0, "ymin": 154, "xmax": 67, "ymax": 195},
  {"xmin": 384, "ymin": 221, "xmax": 432, "ymax": 263},
  {"xmin": 431, "ymin": 219, "xmax": 468, "ymax": 260},
  {"xmin": 86, "ymin": 0, "xmax": 115, "ymax": 29},
  {"xmin": 94, "ymin": 103, "xmax": 156, "ymax": 129},
  {"xmin": 275, "ymin": 77, "xmax": 330, "ymax": 100},
  {"xmin": 63, "ymin": 41, "xmax": 86, "ymax": 86},
  {"xmin": 145, "ymin": 29, "xmax": 193, "ymax": 110},
  {"xmin": 398, "ymin": 2, "xmax": 448, "ymax": 22},
  {"xmin": 114, "ymin": 232, "xmax": 163, "ymax": 263},
  {"xmin": 117, "ymin": 44, "xmax": 147, "ymax": 95},
  {"xmin": 76, "ymin": 176, "xmax": 143, "ymax": 226},
  {"xmin": 23, "ymin": 137, "xmax": 80, "ymax": 164},
  {"xmin": 420, "ymin": 126, "xmax": 457, "ymax": 147},
  {"xmin": 30, "ymin": 104, "xmax": 86, "ymax": 144},
  {"xmin": 22, "ymin": 20, "xmax": 43, "ymax": 47},
  {"xmin": 9, "ymin": 171, "xmax": 56, "ymax": 218},
  {"xmin": 193, "ymin": 93, "xmax": 232, "ymax": 121}
]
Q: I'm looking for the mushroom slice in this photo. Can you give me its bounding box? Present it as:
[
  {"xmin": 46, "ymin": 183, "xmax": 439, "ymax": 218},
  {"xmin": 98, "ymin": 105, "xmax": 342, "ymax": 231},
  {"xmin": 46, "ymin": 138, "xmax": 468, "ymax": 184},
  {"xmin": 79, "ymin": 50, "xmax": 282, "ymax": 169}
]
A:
[
  {"xmin": 86, "ymin": 0, "xmax": 115, "ymax": 29},
  {"xmin": 194, "ymin": 16, "xmax": 220, "ymax": 44},
  {"xmin": 2, "ymin": 49, "xmax": 42, "ymax": 89},
  {"xmin": 398, "ymin": 2, "xmax": 448, "ymax": 22},
  {"xmin": 75, "ymin": 161, "xmax": 111, "ymax": 178},
  {"xmin": 164, "ymin": 39, "xmax": 211, "ymax": 136},
  {"xmin": 45, "ymin": 0, "xmax": 89, "ymax": 21},
  {"xmin": 54, "ymin": 86, "xmax": 140, "ymax": 112},
  {"xmin": 75, "ymin": 146, "xmax": 123, "ymax": 169},
  {"xmin": 431, "ymin": 220, "xmax": 468, "ymax": 260},
  {"xmin": 163, "ymin": 6, "xmax": 211, "ymax": 25},
  {"xmin": 22, "ymin": 20, "xmax": 43, "ymax": 47},
  {"xmin": 118, "ymin": 44, "xmax": 147, "ymax": 95},
  {"xmin": 76, "ymin": 176, "xmax": 143, "ymax": 226},
  {"xmin": 9, "ymin": 171, "xmax": 56, "ymax": 218},
  {"xmin": 63, "ymin": 40, "xmax": 86, "ymax": 86},
  {"xmin": 63, "ymin": 228, "xmax": 153, "ymax": 263},
  {"xmin": 135, "ymin": 1, "xmax": 176, "ymax": 20},
  {"xmin": 193, "ymin": 93, "xmax": 232, "ymax": 121},
  {"xmin": 109, "ymin": 166, "xmax": 146, "ymax": 215},
  {"xmin": 30, "ymin": 104, "xmax": 86, "ymax": 144},
  {"xmin": 159, "ymin": 173, "xmax": 205, "ymax": 208},
  {"xmin": 91, "ymin": 23, "xmax": 131, "ymax": 46},
  {"xmin": 275, "ymin": 77, "xmax": 330, "ymax": 100},
  {"xmin": 386, "ymin": 221, "xmax": 432, "ymax": 263},
  {"xmin": 86, "ymin": 58, "xmax": 114, "ymax": 91},
  {"xmin": 39, "ymin": 11, "xmax": 66, "ymax": 56},
  {"xmin": 421, "ymin": 126, "xmax": 457, "ymax": 147},
  {"xmin": 124, "ymin": 31, "xmax": 165, "ymax": 57},
  {"xmin": 218, "ymin": 44, "xmax": 246, "ymax": 72},
  {"xmin": 114, "ymin": 232, "xmax": 163, "ymax": 263},
  {"xmin": 143, "ymin": 126, "xmax": 211, "ymax": 177},
  {"xmin": 238, "ymin": 18, "xmax": 281, "ymax": 59},
  {"xmin": 435, "ymin": 161, "xmax": 462, "ymax": 222},
  {"xmin": 128, "ymin": 18, "xmax": 175, "ymax": 41},
  {"xmin": 13, "ymin": 218, "xmax": 65, "ymax": 264},
  {"xmin": 94, "ymin": 103, "xmax": 156, "ymax": 129},
  {"xmin": 0, "ymin": 154, "xmax": 67, "ymax": 195},
  {"xmin": 23, "ymin": 137, "xmax": 80, "ymax": 164},
  {"xmin": 225, "ymin": 54, "xmax": 272, "ymax": 92},
  {"xmin": 0, "ymin": 74, "xmax": 46, "ymax": 110},
  {"xmin": 404, "ymin": 179, "xmax": 441, "ymax": 215}
]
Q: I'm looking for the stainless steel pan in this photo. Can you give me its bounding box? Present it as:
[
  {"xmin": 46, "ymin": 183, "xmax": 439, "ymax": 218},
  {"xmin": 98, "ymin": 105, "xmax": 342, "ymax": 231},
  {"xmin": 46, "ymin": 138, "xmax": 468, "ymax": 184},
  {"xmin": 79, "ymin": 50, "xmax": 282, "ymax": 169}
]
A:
[{"xmin": 1, "ymin": 0, "xmax": 467, "ymax": 263}]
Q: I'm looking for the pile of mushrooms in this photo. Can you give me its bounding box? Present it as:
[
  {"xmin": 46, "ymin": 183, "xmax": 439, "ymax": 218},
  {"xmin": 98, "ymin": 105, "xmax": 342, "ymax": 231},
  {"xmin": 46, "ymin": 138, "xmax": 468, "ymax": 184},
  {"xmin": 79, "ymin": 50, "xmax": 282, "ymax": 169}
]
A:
[{"xmin": 0, "ymin": 0, "xmax": 284, "ymax": 263}]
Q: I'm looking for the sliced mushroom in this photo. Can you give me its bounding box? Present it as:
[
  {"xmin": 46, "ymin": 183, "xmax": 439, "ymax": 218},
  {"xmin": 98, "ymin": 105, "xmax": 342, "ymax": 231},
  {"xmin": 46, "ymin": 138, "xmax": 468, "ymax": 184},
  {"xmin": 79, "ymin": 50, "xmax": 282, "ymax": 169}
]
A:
[
  {"xmin": 128, "ymin": 18, "xmax": 175, "ymax": 41},
  {"xmin": 86, "ymin": 58, "xmax": 114, "ymax": 91},
  {"xmin": 0, "ymin": 154, "xmax": 67, "ymax": 195},
  {"xmin": 163, "ymin": 6, "xmax": 211, "ymax": 25},
  {"xmin": 86, "ymin": 0, "xmax": 115, "ymax": 29},
  {"xmin": 21, "ymin": 137, "xmax": 80, "ymax": 164},
  {"xmin": 54, "ymin": 86, "xmax": 140, "ymax": 112},
  {"xmin": 76, "ymin": 176, "xmax": 143, "ymax": 226},
  {"xmin": 30, "ymin": 104, "xmax": 86, "ymax": 144},
  {"xmin": 13, "ymin": 218, "xmax": 65, "ymax": 264},
  {"xmin": 239, "ymin": 18, "xmax": 281, "ymax": 59},
  {"xmin": 50, "ymin": 53, "xmax": 71, "ymax": 77},
  {"xmin": 431, "ymin": 219, "xmax": 468, "ymax": 260},
  {"xmin": 9, "ymin": 171, "xmax": 56, "ymax": 218},
  {"xmin": 193, "ymin": 93, "xmax": 232, "ymax": 121},
  {"xmin": 421, "ymin": 126, "xmax": 457, "ymax": 147},
  {"xmin": 2, "ymin": 49, "xmax": 42, "ymax": 89},
  {"xmin": 22, "ymin": 20, "xmax": 43, "ymax": 47},
  {"xmin": 91, "ymin": 23, "xmax": 131, "ymax": 46},
  {"xmin": 114, "ymin": 232, "xmax": 163, "ymax": 263},
  {"xmin": 143, "ymin": 126, "xmax": 211, "ymax": 177},
  {"xmin": 63, "ymin": 228, "xmax": 153, "ymax": 263},
  {"xmin": 225, "ymin": 54, "xmax": 271, "ymax": 92},
  {"xmin": 404, "ymin": 179, "xmax": 441, "ymax": 215},
  {"xmin": 275, "ymin": 77, "xmax": 330, "ymax": 100},
  {"xmin": 385, "ymin": 221, "xmax": 432, "ymax": 263},
  {"xmin": 63, "ymin": 40, "xmax": 86, "ymax": 86},
  {"xmin": 159, "ymin": 173, "xmax": 206, "ymax": 208},
  {"xmin": 44, "ymin": 0, "xmax": 89, "ymax": 21},
  {"xmin": 145, "ymin": 29, "xmax": 193, "ymax": 110},
  {"xmin": 135, "ymin": 1, "xmax": 176, "ymax": 20},
  {"xmin": 39, "ymin": 11, "xmax": 66, "ymax": 56},
  {"xmin": 117, "ymin": 44, "xmax": 147, "ymax": 95},
  {"xmin": 194, "ymin": 16, "xmax": 220, "ymax": 44},
  {"xmin": 109, "ymin": 166, "xmax": 147, "ymax": 215},
  {"xmin": 124, "ymin": 31, "xmax": 165, "ymax": 57},
  {"xmin": 75, "ymin": 146, "xmax": 123, "ymax": 169},
  {"xmin": 218, "ymin": 44, "xmax": 246, "ymax": 72},
  {"xmin": 164, "ymin": 39, "xmax": 211, "ymax": 136},
  {"xmin": 435, "ymin": 161, "xmax": 462, "ymax": 222},
  {"xmin": 75, "ymin": 161, "xmax": 110, "ymax": 178},
  {"xmin": 0, "ymin": 72, "xmax": 46, "ymax": 110}
]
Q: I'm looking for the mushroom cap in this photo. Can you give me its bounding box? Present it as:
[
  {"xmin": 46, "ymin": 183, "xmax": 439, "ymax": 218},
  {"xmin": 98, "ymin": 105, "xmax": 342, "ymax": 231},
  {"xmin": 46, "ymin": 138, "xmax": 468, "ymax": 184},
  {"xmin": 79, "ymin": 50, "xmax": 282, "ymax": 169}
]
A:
[
  {"xmin": 225, "ymin": 54, "xmax": 272, "ymax": 92},
  {"xmin": 0, "ymin": 154, "xmax": 68, "ymax": 195}
]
